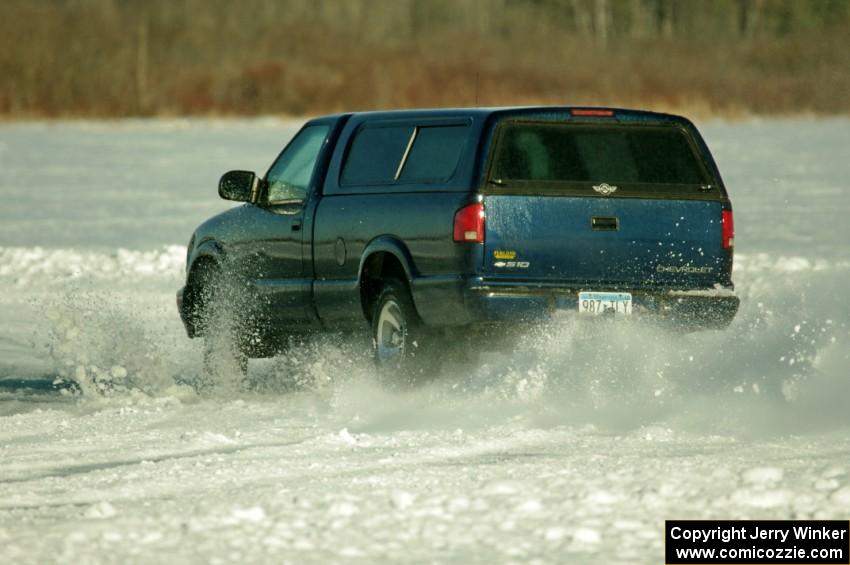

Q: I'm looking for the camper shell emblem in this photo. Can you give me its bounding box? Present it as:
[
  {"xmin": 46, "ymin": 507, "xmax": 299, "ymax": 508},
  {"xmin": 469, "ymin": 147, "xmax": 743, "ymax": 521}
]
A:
[{"xmin": 593, "ymin": 183, "xmax": 617, "ymax": 195}]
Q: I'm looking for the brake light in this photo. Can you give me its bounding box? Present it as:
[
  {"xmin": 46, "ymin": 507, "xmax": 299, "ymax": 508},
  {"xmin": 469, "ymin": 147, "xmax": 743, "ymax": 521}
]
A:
[
  {"xmin": 570, "ymin": 109, "xmax": 614, "ymax": 117},
  {"xmin": 721, "ymin": 209, "xmax": 734, "ymax": 249},
  {"xmin": 453, "ymin": 202, "xmax": 484, "ymax": 243}
]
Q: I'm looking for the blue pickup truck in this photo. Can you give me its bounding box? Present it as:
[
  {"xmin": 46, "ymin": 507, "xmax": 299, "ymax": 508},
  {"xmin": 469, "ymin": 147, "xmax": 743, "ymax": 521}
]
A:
[{"xmin": 177, "ymin": 107, "xmax": 738, "ymax": 380}]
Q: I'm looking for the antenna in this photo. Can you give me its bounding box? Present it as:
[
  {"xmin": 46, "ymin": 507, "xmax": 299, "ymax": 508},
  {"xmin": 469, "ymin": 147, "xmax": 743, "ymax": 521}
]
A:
[{"xmin": 475, "ymin": 72, "xmax": 480, "ymax": 106}]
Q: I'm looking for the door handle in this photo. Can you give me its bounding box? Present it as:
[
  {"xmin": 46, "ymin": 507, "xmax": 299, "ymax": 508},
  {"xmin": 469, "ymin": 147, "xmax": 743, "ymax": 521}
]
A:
[
  {"xmin": 591, "ymin": 216, "xmax": 618, "ymax": 231},
  {"xmin": 292, "ymin": 219, "xmax": 302, "ymax": 232}
]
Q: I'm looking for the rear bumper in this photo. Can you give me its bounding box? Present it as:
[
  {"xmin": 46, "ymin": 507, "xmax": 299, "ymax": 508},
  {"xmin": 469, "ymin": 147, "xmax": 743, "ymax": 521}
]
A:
[{"xmin": 462, "ymin": 281, "xmax": 739, "ymax": 330}]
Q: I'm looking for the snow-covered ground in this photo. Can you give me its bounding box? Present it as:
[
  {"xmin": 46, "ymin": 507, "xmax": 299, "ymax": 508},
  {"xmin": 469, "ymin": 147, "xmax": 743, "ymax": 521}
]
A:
[{"xmin": 1, "ymin": 118, "xmax": 849, "ymax": 564}]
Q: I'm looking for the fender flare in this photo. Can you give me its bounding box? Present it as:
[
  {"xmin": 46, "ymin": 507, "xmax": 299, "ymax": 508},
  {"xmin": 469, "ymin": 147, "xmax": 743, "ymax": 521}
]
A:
[
  {"xmin": 356, "ymin": 235, "xmax": 416, "ymax": 286},
  {"xmin": 188, "ymin": 239, "xmax": 225, "ymax": 275}
]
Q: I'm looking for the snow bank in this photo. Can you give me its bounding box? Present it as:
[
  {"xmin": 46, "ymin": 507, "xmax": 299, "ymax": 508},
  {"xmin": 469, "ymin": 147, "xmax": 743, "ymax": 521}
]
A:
[
  {"xmin": 735, "ymin": 253, "xmax": 850, "ymax": 273},
  {"xmin": 0, "ymin": 245, "xmax": 185, "ymax": 287}
]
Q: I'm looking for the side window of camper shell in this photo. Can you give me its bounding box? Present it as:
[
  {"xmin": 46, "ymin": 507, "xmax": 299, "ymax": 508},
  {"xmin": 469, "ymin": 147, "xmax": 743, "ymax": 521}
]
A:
[{"xmin": 340, "ymin": 123, "xmax": 468, "ymax": 187}]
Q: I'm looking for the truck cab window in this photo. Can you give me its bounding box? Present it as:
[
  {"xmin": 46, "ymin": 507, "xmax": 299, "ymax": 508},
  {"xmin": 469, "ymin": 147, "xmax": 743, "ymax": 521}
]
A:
[{"xmin": 265, "ymin": 124, "xmax": 329, "ymax": 203}]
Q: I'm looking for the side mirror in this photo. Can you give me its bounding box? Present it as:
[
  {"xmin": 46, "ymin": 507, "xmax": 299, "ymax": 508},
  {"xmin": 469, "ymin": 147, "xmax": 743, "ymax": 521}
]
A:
[{"xmin": 218, "ymin": 170, "xmax": 258, "ymax": 202}]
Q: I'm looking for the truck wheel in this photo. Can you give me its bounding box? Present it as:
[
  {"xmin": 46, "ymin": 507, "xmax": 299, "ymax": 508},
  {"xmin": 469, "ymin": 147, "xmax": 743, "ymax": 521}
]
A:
[
  {"xmin": 198, "ymin": 272, "xmax": 248, "ymax": 390},
  {"xmin": 371, "ymin": 279, "xmax": 429, "ymax": 383}
]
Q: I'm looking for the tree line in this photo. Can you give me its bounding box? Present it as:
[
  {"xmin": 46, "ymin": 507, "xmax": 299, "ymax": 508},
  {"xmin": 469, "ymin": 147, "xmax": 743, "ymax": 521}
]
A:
[{"xmin": 2, "ymin": 0, "xmax": 848, "ymax": 117}]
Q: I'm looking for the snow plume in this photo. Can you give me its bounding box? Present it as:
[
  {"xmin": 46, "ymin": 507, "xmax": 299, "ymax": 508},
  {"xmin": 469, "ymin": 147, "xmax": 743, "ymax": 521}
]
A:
[
  {"xmin": 14, "ymin": 248, "xmax": 847, "ymax": 439},
  {"xmin": 325, "ymin": 254, "xmax": 850, "ymax": 437},
  {"xmin": 1, "ymin": 238, "xmax": 846, "ymax": 439},
  {"xmin": 0, "ymin": 245, "xmax": 194, "ymax": 397},
  {"xmin": 44, "ymin": 289, "xmax": 191, "ymax": 397}
]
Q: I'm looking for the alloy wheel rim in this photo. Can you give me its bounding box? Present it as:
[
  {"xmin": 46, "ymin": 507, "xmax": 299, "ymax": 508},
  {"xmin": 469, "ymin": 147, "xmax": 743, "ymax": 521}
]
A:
[{"xmin": 376, "ymin": 299, "xmax": 405, "ymax": 363}]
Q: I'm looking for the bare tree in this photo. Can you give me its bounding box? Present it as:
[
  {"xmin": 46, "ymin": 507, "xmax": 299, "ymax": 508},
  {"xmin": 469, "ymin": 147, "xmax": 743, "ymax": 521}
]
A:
[
  {"xmin": 594, "ymin": 0, "xmax": 610, "ymax": 45},
  {"xmin": 630, "ymin": 0, "xmax": 649, "ymax": 38}
]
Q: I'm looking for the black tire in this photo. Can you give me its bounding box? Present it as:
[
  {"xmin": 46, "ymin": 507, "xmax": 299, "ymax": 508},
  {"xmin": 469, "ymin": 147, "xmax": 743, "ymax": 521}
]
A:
[
  {"xmin": 197, "ymin": 270, "xmax": 248, "ymax": 390},
  {"xmin": 371, "ymin": 279, "xmax": 433, "ymax": 384}
]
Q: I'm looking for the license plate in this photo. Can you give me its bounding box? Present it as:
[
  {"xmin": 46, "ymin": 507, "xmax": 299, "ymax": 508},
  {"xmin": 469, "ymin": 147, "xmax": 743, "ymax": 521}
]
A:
[{"xmin": 578, "ymin": 292, "xmax": 633, "ymax": 316}]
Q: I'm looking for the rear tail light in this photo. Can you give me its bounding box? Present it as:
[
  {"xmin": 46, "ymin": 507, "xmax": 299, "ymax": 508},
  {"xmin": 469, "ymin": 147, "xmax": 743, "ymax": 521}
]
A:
[
  {"xmin": 721, "ymin": 209, "xmax": 734, "ymax": 249},
  {"xmin": 453, "ymin": 202, "xmax": 484, "ymax": 243}
]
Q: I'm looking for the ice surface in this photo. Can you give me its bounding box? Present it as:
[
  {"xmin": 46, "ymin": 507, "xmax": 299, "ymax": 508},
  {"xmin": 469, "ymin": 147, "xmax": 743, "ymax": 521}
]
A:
[{"xmin": 1, "ymin": 118, "xmax": 849, "ymax": 563}]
